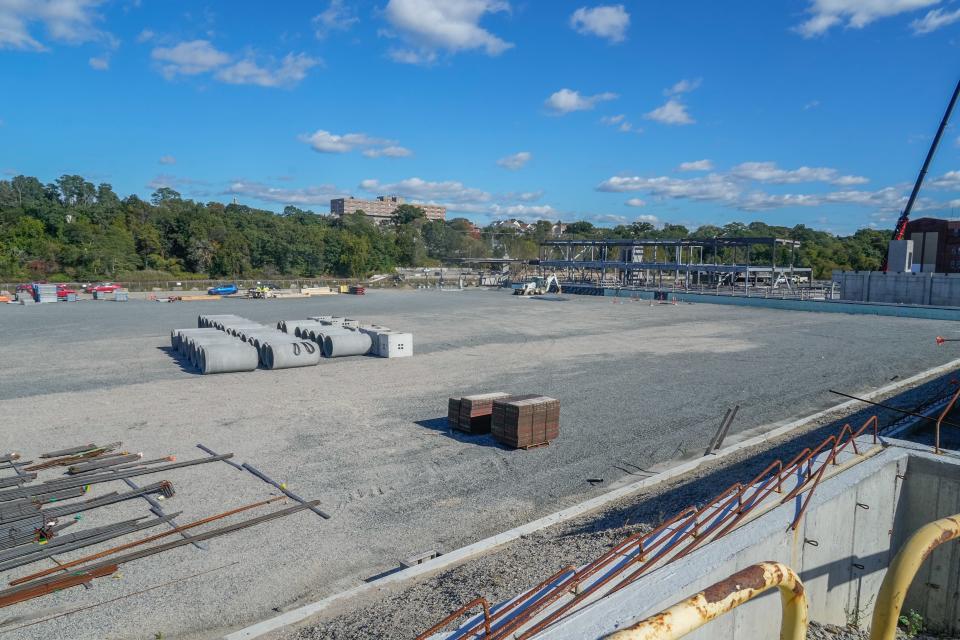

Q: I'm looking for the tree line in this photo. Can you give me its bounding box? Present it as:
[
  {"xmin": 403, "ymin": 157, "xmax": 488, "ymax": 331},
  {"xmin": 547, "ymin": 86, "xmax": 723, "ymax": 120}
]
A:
[{"xmin": 0, "ymin": 174, "xmax": 892, "ymax": 282}]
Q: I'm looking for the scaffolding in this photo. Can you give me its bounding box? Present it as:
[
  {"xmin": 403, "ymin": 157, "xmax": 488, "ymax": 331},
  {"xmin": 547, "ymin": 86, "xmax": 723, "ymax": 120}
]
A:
[{"xmin": 538, "ymin": 237, "xmax": 816, "ymax": 296}]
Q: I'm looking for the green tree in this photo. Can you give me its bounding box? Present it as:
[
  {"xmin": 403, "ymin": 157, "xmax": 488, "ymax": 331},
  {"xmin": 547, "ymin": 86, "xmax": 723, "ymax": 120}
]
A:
[{"xmin": 392, "ymin": 204, "xmax": 426, "ymax": 225}]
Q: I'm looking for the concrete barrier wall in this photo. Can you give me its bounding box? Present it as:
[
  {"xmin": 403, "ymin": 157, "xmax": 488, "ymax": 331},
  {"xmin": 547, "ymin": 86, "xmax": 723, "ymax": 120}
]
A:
[
  {"xmin": 833, "ymin": 270, "xmax": 960, "ymax": 308},
  {"xmin": 894, "ymin": 455, "xmax": 960, "ymax": 634},
  {"xmin": 538, "ymin": 446, "xmax": 959, "ymax": 640},
  {"xmin": 562, "ymin": 284, "xmax": 960, "ymax": 321}
]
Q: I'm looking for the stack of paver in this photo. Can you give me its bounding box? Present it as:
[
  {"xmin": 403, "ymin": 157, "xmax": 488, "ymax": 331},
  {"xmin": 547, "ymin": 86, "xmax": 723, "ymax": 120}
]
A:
[
  {"xmin": 452, "ymin": 392, "xmax": 511, "ymax": 434},
  {"xmin": 491, "ymin": 395, "xmax": 560, "ymax": 449}
]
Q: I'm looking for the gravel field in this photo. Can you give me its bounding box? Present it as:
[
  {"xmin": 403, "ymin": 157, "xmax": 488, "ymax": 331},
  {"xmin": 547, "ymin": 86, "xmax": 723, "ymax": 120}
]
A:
[{"xmin": 0, "ymin": 289, "xmax": 957, "ymax": 640}]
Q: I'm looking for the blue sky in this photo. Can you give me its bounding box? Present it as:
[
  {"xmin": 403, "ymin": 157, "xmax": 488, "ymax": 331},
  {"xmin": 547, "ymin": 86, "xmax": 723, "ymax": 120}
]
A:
[{"xmin": 3, "ymin": 1, "xmax": 960, "ymax": 234}]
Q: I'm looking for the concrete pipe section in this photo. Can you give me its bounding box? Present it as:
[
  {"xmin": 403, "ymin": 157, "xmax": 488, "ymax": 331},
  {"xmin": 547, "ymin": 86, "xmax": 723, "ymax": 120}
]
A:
[
  {"xmin": 263, "ymin": 341, "xmax": 322, "ymax": 369},
  {"xmin": 197, "ymin": 314, "xmax": 242, "ymax": 329},
  {"xmin": 171, "ymin": 328, "xmax": 221, "ymax": 350},
  {"xmin": 198, "ymin": 343, "xmax": 259, "ymax": 375},
  {"xmin": 323, "ymin": 332, "xmax": 373, "ymax": 358},
  {"xmin": 278, "ymin": 320, "xmax": 319, "ymax": 335},
  {"xmin": 309, "ymin": 326, "xmax": 355, "ymax": 346}
]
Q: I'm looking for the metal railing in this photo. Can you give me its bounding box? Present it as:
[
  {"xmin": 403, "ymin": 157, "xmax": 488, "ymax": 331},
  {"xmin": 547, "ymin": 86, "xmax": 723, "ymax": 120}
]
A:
[
  {"xmin": 603, "ymin": 562, "xmax": 808, "ymax": 640},
  {"xmin": 422, "ymin": 416, "xmax": 878, "ymax": 639}
]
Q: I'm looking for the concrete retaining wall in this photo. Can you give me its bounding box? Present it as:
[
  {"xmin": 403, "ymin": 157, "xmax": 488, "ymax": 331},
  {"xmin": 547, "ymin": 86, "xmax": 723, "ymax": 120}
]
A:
[
  {"xmin": 894, "ymin": 455, "xmax": 960, "ymax": 634},
  {"xmin": 539, "ymin": 445, "xmax": 960, "ymax": 640},
  {"xmin": 833, "ymin": 270, "xmax": 960, "ymax": 307},
  {"xmin": 561, "ymin": 284, "xmax": 960, "ymax": 321}
]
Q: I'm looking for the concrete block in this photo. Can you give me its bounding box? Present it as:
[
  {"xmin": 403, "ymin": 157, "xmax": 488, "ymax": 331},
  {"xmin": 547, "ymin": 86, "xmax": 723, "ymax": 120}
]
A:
[{"xmin": 376, "ymin": 332, "xmax": 412, "ymax": 358}]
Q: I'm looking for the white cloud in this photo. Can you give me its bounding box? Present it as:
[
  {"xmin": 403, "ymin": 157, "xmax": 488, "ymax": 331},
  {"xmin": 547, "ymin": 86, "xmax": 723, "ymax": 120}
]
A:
[
  {"xmin": 88, "ymin": 55, "xmax": 108, "ymax": 70},
  {"xmin": 599, "ymin": 174, "xmax": 741, "ymax": 203},
  {"xmin": 832, "ymin": 174, "xmax": 871, "ymax": 186},
  {"xmin": 0, "ymin": 0, "xmax": 111, "ymax": 51},
  {"xmin": 600, "ymin": 113, "xmax": 639, "ymax": 133},
  {"xmin": 678, "ymin": 159, "xmax": 713, "ymax": 172},
  {"xmin": 569, "ymin": 5, "xmax": 630, "ymax": 43},
  {"xmin": 216, "ymin": 53, "xmax": 319, "ymax": 88},
  {"xmin": 151, "ymin": 40, "xmax": 231, "ymax": 78},
  {"xmin": 490, "ymin": 203, "xmax": 558, "ymax": 219},
  {"xmin": 314, "ymin": 0, "xmax": 358, "ymax": 38},
  {"xmin": 384, "ymin": 0, "xmax": 513, "ymax": 64},
  {"xmin": 300, "ymin": 129, "xmax": 411, "ymax": 158},
  {"xmin": 911, "ymin": 7, "xmax": 960, "ymax": 32},
  {"xmin": 224, "ymin": 180, "xmax": 343, "ymax": 206},
  {"xmin": 929, "ymin": 170, "xmax": 960, "ymax": 189},
  {"xmin": 136, "ymin": 29, "xmax": 154, "ymax": 43},
  {"xmin": 498, "ymin": 190, "xmax": 543, "ymax": 202},
  {"xmin": 362, "ymin": 145, "xmax": 413, "ymax": 158},
  {"xmin": 545, "ymin": 88, "xmax": 618, "ymax": 114},
  {"xmin": 360, "ymin": 177, "xmax": 491, "ymax": 204},
  {"xmin": 804, "ymin": 100, "xmax": 821, "ymax": 110},
  {"xmin": 151, "ymin": 40, "xmax": 317, "ymax": 87},
  {"xmin": 633, "ymin": 214, "xmax": 659, "ymax": 224},
  {"xmin": 497, "ymin": 151, "xmax": 532, "ymax": 170},
  {"xmin": 795, "ymin": 0, "xmax": 938, "ymax": 37},
  {"xmin": 159, "ymin": 155, "xmax": 176, "ymax": 165},
  {"xmin": 665, "ymin": 78, "xmax": 701, "ymax": 96},
  {"xmin": 625, "ymin": 197, "xmax": 646, "ymax": 207},
  {"xmin": 730, "ymin": 161, "xmax": 868, "ymax": 185},
  {"xmin": 598, "ymin": 167, "xmax": 905, "ymax": 214},
  {"xmin": 387, "ymin": 48, "xmax": 437, "ymax": 64},
  {"xmin": 644, "ymin": 98, "xmax": 694, "ymax": 125}
]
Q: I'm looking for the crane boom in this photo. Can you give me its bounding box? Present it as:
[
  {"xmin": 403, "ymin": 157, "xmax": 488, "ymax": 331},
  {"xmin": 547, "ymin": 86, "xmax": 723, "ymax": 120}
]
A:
[{"xmin": 883, "ymin": 77, "xmax": 960, "ymax": 271}]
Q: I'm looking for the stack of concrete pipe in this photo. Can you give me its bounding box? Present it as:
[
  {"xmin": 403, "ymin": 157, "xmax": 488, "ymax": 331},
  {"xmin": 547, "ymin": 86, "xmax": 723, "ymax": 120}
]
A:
[
  {"xmin": 169, "ymin": 327, "xmax": 258, "ymax": 374},
  {"xmin": 190, "ymin": 315, "xmax": 412, "ymax": 363},
  {"xmin": 192, "ymin": 315, "xmax": 322, "ymax": 371}
]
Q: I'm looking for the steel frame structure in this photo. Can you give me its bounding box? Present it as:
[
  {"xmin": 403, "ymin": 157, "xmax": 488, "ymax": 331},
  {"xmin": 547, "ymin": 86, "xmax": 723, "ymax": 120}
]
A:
[{"xmin": 538, "ymin": 237, "xmax": 813, "ymax": 293}]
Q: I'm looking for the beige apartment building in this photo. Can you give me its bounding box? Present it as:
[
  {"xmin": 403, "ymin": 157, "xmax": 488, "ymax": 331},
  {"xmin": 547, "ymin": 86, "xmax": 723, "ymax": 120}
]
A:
[{"xmin": 330, "ymin": 196, "xmax": 446, "ymax": 223}]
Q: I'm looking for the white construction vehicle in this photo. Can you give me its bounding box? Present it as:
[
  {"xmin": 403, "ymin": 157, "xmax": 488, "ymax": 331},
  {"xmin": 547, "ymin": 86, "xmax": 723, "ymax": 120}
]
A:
[{"xmin": 512, "ymin": 274, "xmax": 561, "ymax": 296}]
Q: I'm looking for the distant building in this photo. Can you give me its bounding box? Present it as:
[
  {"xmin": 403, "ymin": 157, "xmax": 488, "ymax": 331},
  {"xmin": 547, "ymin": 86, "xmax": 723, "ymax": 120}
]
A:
[
  {"xmin": 330, "ymin": 195, "xmax": 446, "ymax": 224},
  {"xmin": 905, "ymin": 217, "xmax": 960, "ymax": 272},
  {"xmin": 490, "ymin": 219, "xmax": 566, "ymax": 237},
  {"xmin": 491, "ymin": 218, "xmax": 534, "ymax": 233}
]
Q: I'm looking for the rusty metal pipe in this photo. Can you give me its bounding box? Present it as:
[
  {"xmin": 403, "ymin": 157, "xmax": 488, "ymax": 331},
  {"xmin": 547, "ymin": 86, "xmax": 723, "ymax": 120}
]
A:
[
  {"xmin": 414, "ymin": 597, "xmax": 491, "ymax": 640},
  {"xmin": 870, "ymin": 513, "xmax": 960, "ymax": 640},
  {"xmin": 603, "ymin": 562, "xmax": 807, "ymax": 640},
  {"xmin": 934, "ymin": 387, "xmax": 960, "ymax": 454}
]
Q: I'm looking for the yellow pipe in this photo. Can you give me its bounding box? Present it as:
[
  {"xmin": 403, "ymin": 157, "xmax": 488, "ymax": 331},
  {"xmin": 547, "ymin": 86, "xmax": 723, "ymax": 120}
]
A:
[
  {"xmin": 604, "ymin": 561, "xmax": 807, "ymax": 640},
  {"xmin": 870, "ymin": 513, "xmax": 960, "ymax": 640}
]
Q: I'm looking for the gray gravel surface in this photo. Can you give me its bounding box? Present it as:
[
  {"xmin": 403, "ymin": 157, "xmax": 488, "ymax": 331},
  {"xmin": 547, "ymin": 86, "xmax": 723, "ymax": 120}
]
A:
[
  {"xmin": 806, "ymin": 621, "xmax": 956, "ymax": 639},
  {"xmin": 0, "ymin": 289, "xmax": 958, "ymax": 640}
]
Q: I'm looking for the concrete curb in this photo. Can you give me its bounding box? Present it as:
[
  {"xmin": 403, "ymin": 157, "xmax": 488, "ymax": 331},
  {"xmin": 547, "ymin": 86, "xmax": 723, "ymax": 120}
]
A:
[{"xmin": 223, "ymin": 358, "xmax": 960, "ymax": 640}]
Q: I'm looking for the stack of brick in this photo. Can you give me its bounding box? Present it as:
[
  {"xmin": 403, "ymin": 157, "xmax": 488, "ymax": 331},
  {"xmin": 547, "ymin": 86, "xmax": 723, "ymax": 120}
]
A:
[
  {"xmin": 451, "ymin": 392, "xmax": 511, "ymax": 434},
  {"xmin": 448, "ymin": 397, "xmax": 462, "ymax": 429},
  {"xmin": 492, "ymin": 395, "xmax": 560, "ymax": 449}
]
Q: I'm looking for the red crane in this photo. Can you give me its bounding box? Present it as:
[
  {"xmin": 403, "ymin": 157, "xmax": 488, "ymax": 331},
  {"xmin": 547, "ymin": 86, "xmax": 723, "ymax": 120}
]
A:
[{"xmin": 882, "ymin": 77, "xmax": 960, "ymax": 271}]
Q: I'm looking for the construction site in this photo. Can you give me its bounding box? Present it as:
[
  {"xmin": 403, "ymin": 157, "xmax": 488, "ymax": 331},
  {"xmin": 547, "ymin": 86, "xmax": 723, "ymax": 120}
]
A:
[{"xmin": 1, "ymin": 283, "xmax": 960, "ymax": 640}]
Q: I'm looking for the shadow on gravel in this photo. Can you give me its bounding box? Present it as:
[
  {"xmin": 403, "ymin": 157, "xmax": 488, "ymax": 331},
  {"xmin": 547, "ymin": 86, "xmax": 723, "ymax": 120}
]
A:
[
  {"xmin": 561, "ymin": 370, "xmax": 960, "ymax": 539},
  {"xmin": 156, "ymin": 346, "xmax": 202, "ymax": 375},
  {"xmin": 415, "ymin": 417, "xmax": 508, "ymax": 449}
]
